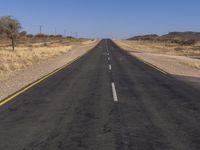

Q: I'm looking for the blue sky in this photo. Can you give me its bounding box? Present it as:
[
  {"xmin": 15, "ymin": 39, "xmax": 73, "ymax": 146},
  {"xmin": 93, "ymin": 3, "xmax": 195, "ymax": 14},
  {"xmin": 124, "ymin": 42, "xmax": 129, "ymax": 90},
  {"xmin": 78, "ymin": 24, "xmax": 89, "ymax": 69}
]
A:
[{"xmin": 0, "ymin": 0, "xmax": 200, "ymax": 38}]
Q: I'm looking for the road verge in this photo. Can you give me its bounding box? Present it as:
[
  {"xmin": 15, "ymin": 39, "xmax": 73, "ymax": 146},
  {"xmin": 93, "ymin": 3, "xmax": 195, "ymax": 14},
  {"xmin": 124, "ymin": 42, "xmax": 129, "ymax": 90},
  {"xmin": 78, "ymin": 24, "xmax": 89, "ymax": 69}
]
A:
[{"xmin": 0, "ymin": 40, "xmax": 99, "ymax": 102}]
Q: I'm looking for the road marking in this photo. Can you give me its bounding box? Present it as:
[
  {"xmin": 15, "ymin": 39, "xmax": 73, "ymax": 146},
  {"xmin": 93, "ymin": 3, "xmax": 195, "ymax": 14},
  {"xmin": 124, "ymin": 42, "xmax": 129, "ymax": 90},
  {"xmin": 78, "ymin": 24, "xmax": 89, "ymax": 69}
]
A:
[
  {"xmin": 142, "ymin": 60, "xmax": 167, "ymax": 74},
  {"xmin": 111, "ymin": 82, "xmax": 118, "ymax": 102},
  {"xmin": 109, "ymin": 65, "xmax": 112, "ymax": 70},
  {"xmin": 105, "ymin": 40, "xmax": 109, "ymax": 52},
  {"xmin": 0, "ymin": 48, "xmax": 93, "ymax": 107},
  {"xmin": 108, "ymin": 57, "xmax": 110, "ymax": 61},
  {"xmin": 107, "ymin": 53, "xmax": 110, "ymax": 56},
  {"xmin": 134, "ymin": 56, "xmax": 168, "ymax": 75}
]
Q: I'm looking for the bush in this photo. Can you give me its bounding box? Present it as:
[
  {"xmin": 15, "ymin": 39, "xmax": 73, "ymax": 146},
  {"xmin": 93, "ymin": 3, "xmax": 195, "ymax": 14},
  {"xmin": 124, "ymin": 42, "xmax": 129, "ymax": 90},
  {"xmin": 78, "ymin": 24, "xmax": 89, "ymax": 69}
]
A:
[
  {"xmin": 49, "ymin": 35, "xmax": 56, "ymax": 38},
  {"xmin": 35, "ymin": 34, "xmax": 48, "ymax": 38},
  {"xmin": 27, "ymin": 34, "xmax": 34, "ymax": 38},
  {"xmin": 0, "ymin": 16, "xmax": 21, "ymax": 50},
  {"xmin": 19, "ymin": 31, "xmax": 27, "ymax": 37},
  {"xmin": 181, "ymin": 39, "xmax": 196, "ymax": 46},
  {"xmin": 174, "ymin": 47, "xmax": 183, "ymax": 51},
  {"xmin": 43, "ymin": 42, "xmax": 48, "ymax": 46},
  {"xmin": 171, "ymin": 39, "xmax": 196, "ymax": 46},
  {"xmin": 55, "ymin": 35, "xmax": 63, "ymax": 38}
]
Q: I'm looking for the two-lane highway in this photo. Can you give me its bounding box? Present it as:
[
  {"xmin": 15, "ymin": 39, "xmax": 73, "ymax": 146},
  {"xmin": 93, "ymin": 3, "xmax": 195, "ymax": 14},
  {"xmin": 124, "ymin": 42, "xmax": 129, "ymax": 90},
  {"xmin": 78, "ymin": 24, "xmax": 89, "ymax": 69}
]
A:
[{"xmin": 0, "ymin": 40, "xmax": 200, "ymax": 150}]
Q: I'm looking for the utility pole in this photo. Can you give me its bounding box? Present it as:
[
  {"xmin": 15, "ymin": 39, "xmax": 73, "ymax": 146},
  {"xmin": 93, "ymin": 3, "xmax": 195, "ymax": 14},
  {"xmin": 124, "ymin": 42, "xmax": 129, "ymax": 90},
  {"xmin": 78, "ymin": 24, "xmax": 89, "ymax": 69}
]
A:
[
  {"xmin": 39, "ymin": 25, "xmax": 42, "ymax": 34},
  {"xmin": 64, "ymin": 29, "xmax": 67, "ymax": 37},
  {"xmin": 54, "ymin": 27, "xmax": 57, "ymax": 35}
]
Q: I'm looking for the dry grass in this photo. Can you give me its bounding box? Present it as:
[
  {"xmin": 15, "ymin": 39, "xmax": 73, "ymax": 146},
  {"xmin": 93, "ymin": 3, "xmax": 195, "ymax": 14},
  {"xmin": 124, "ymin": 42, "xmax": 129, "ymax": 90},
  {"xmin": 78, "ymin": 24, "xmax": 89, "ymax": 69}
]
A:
[
  {"xmin": 0, "ymin": 38, "xmax": 94, "ymax": 75},
  {"xmin": 117, "ymin": 40, "xmax": 200, "ymax": 56},
  {"xmin": 0, "ymin": 45, "xmax": 72, "ymax": 74},
  {"xmin": 180, "ymin": 62, "xmax": 200, "ymax": 69}
]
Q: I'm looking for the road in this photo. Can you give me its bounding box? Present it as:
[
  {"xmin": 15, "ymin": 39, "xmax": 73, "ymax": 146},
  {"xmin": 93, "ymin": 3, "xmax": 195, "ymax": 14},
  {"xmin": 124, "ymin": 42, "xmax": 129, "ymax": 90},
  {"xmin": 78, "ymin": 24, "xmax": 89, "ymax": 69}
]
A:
[{"xmin": 0, "ymin": 40, "xmax": 200, "ymax": 150}]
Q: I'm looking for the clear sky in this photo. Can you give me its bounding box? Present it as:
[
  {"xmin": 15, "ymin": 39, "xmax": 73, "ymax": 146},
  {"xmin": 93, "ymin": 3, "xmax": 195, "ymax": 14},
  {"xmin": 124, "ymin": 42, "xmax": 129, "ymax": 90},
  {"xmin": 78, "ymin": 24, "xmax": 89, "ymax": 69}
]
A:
[{"xmin": 0, "ymin": 0, "xmax": 200, "ymax": 39}]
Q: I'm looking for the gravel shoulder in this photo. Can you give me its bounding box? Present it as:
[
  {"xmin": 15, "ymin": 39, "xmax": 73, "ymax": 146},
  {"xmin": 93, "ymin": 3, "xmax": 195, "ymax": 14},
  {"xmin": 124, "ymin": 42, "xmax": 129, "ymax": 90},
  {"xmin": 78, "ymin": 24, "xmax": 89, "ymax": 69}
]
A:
[
  {"xmin": 114, "ymin": 40, "xmax": 200, "ymax": 89},
  {"xmin": 0, "ymin": 41, "xmax": 99, "ymax": 101}
]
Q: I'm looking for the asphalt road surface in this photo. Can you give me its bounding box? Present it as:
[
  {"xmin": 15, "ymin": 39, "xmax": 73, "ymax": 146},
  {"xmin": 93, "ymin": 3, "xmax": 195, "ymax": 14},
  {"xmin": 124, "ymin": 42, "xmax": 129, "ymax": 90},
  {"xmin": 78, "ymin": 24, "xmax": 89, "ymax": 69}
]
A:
[{"xmin": 0, "ymin": 40, "xmax": 200, "ymax": 150}]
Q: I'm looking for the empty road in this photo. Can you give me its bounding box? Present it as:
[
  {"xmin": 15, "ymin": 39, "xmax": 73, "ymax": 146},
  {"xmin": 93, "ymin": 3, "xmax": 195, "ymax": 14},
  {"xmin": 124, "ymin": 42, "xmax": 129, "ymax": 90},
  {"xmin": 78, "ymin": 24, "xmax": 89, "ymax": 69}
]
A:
[{"xmin": 0, "ymin": 40, "xmax": 200, "ymax": 150}]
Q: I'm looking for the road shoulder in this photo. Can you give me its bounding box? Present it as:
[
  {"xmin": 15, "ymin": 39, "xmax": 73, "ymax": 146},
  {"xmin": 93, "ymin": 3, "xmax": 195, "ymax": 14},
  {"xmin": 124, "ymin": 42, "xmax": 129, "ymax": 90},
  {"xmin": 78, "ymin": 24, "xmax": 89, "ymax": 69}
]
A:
[
  {"xmin": 114, "ymin": 40, "xmax": 200, "ymax": 89},
  {"xmin": 0, "ymin": 41, "xmax": 99, "ymax": 101}
]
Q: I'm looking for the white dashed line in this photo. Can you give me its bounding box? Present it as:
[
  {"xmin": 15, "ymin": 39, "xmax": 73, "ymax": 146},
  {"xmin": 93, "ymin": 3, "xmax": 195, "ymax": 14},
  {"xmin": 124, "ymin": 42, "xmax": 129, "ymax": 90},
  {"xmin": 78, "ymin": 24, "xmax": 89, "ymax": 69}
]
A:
[
  {"xmin": 105, "ymin": 40, "xmax": 118, "ymax": 102},
  {"xmin": 106, "ymin": 40, "xmax": 109, "ymax": 52},
  {"xmin": 109, "ymin": 65, "xmax": 112, "ymax": 70},
  {"xmin": 111, "ymin": 82, "xmax": 118, "ymax": 102}
]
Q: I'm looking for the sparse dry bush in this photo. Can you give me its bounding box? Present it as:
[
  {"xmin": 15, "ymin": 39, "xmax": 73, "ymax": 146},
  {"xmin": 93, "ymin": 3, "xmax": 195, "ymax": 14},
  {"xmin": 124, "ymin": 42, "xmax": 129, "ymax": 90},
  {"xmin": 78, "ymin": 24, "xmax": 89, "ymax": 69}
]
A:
[
  {"xmin": 174, "ymin": 47, "xmax": 183, "ymax": 51},
  {"xmin": 27, "ymin": 34, "xmax": 34, "ymax": 38},
  {"xmin": 35, "ymin": 33, "xmax": 48, "ymax": 38},
  {"xmin": 171, "ymin": 39, "xmax": 196, "ymax": 46},
  {"xmin": 0, "ymin": 16, "xmax": 21, "ymax": 50}
]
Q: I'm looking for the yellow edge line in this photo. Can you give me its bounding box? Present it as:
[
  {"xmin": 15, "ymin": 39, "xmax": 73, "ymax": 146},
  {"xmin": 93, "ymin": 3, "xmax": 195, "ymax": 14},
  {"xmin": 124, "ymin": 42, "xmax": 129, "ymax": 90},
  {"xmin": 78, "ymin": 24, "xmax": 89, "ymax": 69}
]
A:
[
  {"xmin": 135, "ymin": 56, "xmax": 168, "ymax": 75},
  {"xmin": 0, "ymin": 48, "xmax": 92, "ymax": 107}
]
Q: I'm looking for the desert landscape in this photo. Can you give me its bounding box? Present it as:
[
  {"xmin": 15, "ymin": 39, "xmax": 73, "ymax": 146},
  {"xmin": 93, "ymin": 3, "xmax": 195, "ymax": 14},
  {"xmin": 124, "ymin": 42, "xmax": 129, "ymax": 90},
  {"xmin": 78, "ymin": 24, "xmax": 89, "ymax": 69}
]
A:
[
  {"xmin": 0, "ymin": 16, "xmax": 98, "ymax": 100},
  {"xmin": 1, "ymin": 0, "xmax": 200, "ymax": 149},
  {"xmin": 115, "ymin": 32, "xmax": 200, "ymax": 81},
  {"xmin": 0, "ymin": 31, "xmax": 96, "ymax": 75}
]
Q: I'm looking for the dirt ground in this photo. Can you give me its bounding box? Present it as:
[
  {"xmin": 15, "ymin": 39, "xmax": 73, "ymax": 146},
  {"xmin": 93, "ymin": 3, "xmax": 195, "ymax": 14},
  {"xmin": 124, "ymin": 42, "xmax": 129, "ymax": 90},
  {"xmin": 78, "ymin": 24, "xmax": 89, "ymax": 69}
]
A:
[{"xmin": 116, "ymin": 40, "xmax": 200, "ymax": 57}]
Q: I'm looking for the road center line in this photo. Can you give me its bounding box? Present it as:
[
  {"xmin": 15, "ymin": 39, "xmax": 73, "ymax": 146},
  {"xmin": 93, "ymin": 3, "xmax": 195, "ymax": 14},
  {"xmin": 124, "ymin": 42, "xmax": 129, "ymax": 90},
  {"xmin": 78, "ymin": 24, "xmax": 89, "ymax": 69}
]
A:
[
  {"xmin": 106, "ymin": 40, "xmax": 109, "ymax": 52},
  {"xmin": 111, "ymin": 82, "xmax": 118, "ymax": 102},
  {"xmin": 109, "ymin": 64, "xmax": 112, "ymax": 70},
  {"xmin": 108, "ymin": 57, "xmax": 110, "ymax": 61}
]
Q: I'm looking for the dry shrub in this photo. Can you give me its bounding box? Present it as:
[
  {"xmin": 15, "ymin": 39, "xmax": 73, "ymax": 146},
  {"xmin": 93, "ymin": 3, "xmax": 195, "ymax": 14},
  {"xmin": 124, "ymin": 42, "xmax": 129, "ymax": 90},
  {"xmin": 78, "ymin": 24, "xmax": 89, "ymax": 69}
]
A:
[
  {"xmin": 174, "ymin": 47, "xmax": 183, "ymax": 51},
  {"xmin": 0, "ymin": 45, "xmax": 72, "ymax": 73}
]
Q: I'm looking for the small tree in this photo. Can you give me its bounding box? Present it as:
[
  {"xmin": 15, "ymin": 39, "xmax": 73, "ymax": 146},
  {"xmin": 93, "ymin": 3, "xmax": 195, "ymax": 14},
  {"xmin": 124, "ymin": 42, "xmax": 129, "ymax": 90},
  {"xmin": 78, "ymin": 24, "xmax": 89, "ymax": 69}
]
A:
[{"xmin": 0, "ymin": 16, "xmax": 21, "ymax": 50}]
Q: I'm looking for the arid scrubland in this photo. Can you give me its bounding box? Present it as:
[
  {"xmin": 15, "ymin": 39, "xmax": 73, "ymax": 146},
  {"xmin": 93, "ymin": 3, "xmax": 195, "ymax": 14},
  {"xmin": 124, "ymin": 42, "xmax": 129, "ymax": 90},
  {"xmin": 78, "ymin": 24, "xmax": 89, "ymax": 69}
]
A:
[
  {"xmin": 117, "ymin": 39, "xmax": 200, "ymax": 56},
  {"xmin": 115, "ymin": 32, "xmax": 200, "ymax": 79},
  {"xmin": 0, "ymin": 37, "xmax": 94, "ymax": 75}
]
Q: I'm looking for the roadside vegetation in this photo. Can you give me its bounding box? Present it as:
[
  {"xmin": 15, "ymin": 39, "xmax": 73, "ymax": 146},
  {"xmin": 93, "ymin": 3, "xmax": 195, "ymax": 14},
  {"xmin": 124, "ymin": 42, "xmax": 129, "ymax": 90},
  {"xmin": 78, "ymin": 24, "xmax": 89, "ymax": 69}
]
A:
[
  {"xmin": 115, "ymin": 32, "xmax": 200, "ymax": 71},
  {"xmin": 0, "ymin": 16, "xmax": 94, "ymax": 75},
  {"xmin": 124, "ymin": 32, "xmax": 200, "ymax": 57},
  {"xmin": 119, "ymin": 40, "xmax": 200, "ymax": 57},
  {"xmin": 0, "ymin": 16, "xmax": 21, "ymax": 50}
]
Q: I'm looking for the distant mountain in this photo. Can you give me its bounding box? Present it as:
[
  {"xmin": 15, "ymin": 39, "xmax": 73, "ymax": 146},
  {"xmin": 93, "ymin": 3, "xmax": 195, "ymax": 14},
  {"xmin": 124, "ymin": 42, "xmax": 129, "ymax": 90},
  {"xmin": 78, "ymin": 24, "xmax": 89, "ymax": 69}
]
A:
[
  {"xmin": 128, "ymin": 32, "xmax": 200, "ymax": 41},
  {"xmin": 128, "ymin": 34, "xmax": 159, "ymax": 40},
  {"xmin": 161, "ymin": 32, "xmax": 200, "ymax": 40}
]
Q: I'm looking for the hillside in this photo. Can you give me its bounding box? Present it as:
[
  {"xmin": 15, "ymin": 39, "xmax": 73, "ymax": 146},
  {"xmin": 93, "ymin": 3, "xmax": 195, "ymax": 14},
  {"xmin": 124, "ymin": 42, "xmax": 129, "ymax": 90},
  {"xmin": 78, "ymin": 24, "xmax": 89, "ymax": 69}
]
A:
[{"xmin": 128, "ymin": 32, "xmax": 200, "ymax": 44}]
